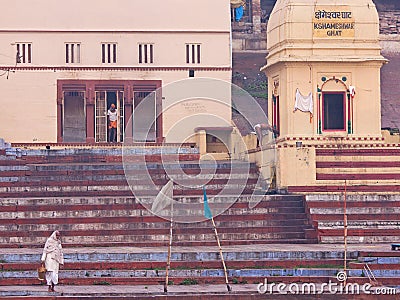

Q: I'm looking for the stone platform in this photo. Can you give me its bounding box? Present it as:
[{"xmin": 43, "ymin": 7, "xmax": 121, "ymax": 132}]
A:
[{"xmin": 0, "ymin": 244, "xmax": 399, "ymax": 299}]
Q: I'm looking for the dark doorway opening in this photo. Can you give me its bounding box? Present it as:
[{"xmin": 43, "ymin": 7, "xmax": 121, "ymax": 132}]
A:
[{"xmin": 323, "ymin": 92, "xmax": 345, "ymax": 130}]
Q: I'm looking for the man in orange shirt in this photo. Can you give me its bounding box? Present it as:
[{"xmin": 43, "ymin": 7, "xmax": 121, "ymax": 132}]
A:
[{"xmin": 107, "ymin": 103, "xmax": 117, "ymax": 142}]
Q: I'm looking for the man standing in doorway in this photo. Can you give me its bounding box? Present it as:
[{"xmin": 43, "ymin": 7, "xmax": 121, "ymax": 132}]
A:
[{"xmin": 107, "ymin": 103, "xmax": 117, "ymax": 142}]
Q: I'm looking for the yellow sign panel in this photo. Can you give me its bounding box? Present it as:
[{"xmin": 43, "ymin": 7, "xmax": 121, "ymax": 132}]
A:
[{"xmin": 313, "ymin": 6, "xmax": 355, "ymax": 38}]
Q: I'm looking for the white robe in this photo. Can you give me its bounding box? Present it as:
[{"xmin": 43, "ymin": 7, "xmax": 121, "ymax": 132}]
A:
[{"xmin": 41, "ymin": 243, "xmax": 64, "ymax": 273}]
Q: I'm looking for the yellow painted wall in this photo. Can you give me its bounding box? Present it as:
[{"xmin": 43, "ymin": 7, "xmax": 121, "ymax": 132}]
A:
[{"xmin": 261, "ymin": 0, "xmax": 388, "ymax": 191}]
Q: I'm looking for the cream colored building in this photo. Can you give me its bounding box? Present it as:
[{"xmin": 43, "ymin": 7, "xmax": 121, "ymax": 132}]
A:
[
  {"xmin": 0, "ymin": 0, "xmax": 232, "ymax": 144},
  {"xmin": 260, "ymin": 0, "xmax": 393, "ymax": 192}
]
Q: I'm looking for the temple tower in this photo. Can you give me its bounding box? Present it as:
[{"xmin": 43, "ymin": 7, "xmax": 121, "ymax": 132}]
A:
[{"xmin": 261, "ymin": 0, "xmax": 387, "ymax": 189}]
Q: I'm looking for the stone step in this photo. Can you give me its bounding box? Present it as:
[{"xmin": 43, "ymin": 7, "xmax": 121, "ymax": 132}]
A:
[
  {"xmin": 311, "ymin": 213, "xmax": 400, "ymax": 222},
  {"xmin": 0, "ymin": 194, "xmax": 305, "ymax": 205},
  {"xmin": 0, "ymin": 222, "xmax": 312, "ymax": 232},
  {"xmin": 349, "ymin": 262, "xmax": 400, "ymax": 270},
  {"xmin": 0, "ymin": 171, "xmax": 260, "ymax": 181},
  {"xmin": 0, "ymin": 231, "xmax": 308, "ymax": 245},
  {"xmin": 306, "ymin": 200, "xmax": 400, "ymax": 208},
  {"xmin": 1, "ymin": 248, "xmax": 354, "ymax": 263},
  {"xmin": 0, "ymin": 204, "xmax": 308, "ymax": 218},
  {"xmin": 349, "ymin": 269, "xmax": 400, "ymax": 277},
  {"xmin": 0, "ymin": 175, "xmax": 260, "ymax": 186},
  {"xmin": 289, "ymin": 184, "xmax": 400, "ymax": 193},
  {"xmin": 317, "ymin": 161, "xmax": 400, "ymax": 168},
  {"xmin": 0, "ymin": 200, "xmax": 307, "ymax": 214},
  {"xmin": 0, "ymin": 196, "xmax": 304, "ymax": 208},
  {"xmin": 359, "ymin": 251, "xmax": 400, "ymax": 258},
  {"xmin": 310, "ymin": 207, "xmax": 400, "ymax": 215},
  {"xmin": 1, "ymin": 238, "xmax": 318, "ymax": 249},
  {"xmin": 320, "ymin": 235, "xmax": 400, "ymax": 243},
  {"xmin": 0, "ymin": 186, "xmax": 257, "ymax": 198},
  {"xmin": 317, "ymin": 173, "xmax": 400, "ymax": 180},
  {"xmin": 306, "ymin": 194, "xmax": 400, "ymax": 202},
  {"xmin": 0, "ymin": 215, "xmax": 312, "ymax": 231},
  {"xmin": 317, "ymin": 220, "xmax": 400, "ymax": 229},
  {"xmin": 1, "ymin": 161, "xmax": 257, "ymax": 171},
  {"xmin": 358, "ymin": 257, "xmax": 400, "ymax": 264},
  {"xmin": 1, "ymin": 259, "xmax": 344, "ymax": 271},
  {"xmin": 316, "ymin": 148, "xmax": 400, "ymax": 157},
  {"xmin": 2, "ymin": 275, "xmax": 400, "ymax": 287},
  {"xmin": 0, "ymin": 268, "xmax": 343, "ymax": 280},
  {"xmin": 0, "ymin": 284, "xmax": 398, "ymax": 299}
]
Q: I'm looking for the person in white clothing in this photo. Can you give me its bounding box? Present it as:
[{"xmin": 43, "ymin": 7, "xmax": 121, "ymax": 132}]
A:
[
  {"xmin": 107, "ymin": 103, "xmax": 118, "ymax": 142},
  {"xmin": 41, "ymin": 230, "xmax": 64, "ymax": 292}
]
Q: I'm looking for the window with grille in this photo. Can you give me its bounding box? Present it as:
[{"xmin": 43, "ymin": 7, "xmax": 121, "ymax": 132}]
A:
[
  {"xmin": 138, "ymin": 44, "xmax": 154, "ymax": 64},
  {"xmin": 101, "ymin": 43, "xmax": 117, "ymax": 63},
  {"xmin": 65, "ymin": 43, "xmax": 81, "ymax": 63},
  {"xmin": 16, "ymin": 43, "xmax": 32, "ymax": 64},
  {"xmin": 185, "ymin": 44, "xmax": 201, "ymax": 64}
]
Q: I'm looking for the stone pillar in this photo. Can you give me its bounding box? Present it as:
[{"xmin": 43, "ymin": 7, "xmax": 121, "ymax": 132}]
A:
[
  {"xmin": 86, "ymin": 83, "xmax": 95, "ymax": 143},
  {"xmin": 197, "ymin": 130, "xmax": 207, "ymax": 157},
  {"xmin": 252, "ymin": 0, "xmax": 262, "ymax": 34}
]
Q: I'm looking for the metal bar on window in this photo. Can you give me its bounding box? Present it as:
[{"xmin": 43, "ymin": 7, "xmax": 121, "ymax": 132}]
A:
[
  {"xmin": 150, "ymin": 44, "xmax": 153, "ymax": 63},
  {"xmin": 71, "ymin": 44, "xmax": 75, "ymax": 63},
  {"xmin": 192, "ymin": 44, "xmax": 195, "ymax": 64},
  {"xmin": 144, "ymin": 44, "xmax": 148, "ymax": 64},
  {"xmin": 16, "ymin": 44, "xmax": 20, "ymax": 63},
  {"xmin": 76, "ymin": 44, "xmax": 80, "ymax": 63},
  {"xmin": 22, "ymin": 44, "xmax": 26, "ymax": 63},
  {"xmin": 107, "ymin": 44, "xmax": 111, "ymax": 63},
  {"xmin": 113, "ymin": 44, "xmax": 117, "ymax": 64},
  {"xmin": 66, "ymin": 44, "xmax": 69, "ymax": 63},
  {"xmin": 27, "ymin": 44, "xmax": 31, "ymax": 63}
]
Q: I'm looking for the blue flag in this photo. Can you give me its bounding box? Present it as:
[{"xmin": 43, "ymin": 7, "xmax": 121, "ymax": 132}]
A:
[
  {"xmin": 235, "ymin": 6, "xmax": 244, "ymax": 22},
  {"xmin": 203, "ymin": 186, "xmax": 212, "ymax": 219}
]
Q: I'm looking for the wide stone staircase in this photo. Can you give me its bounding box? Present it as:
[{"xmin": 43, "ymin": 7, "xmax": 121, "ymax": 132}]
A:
[
  {"xmin": 289, "ymin": 147, "xmax": 400, "ymax": 193},
  {"xmin": 0, "ymin": 144, "xmax": 338, "ymax": 297},
  {"xmin": 0, "ymin": 144, "xmax": 317, "ymax": 248},
  {"xmin": 305, "ymin": 194, "xmax": 400, "ymax": 244}
]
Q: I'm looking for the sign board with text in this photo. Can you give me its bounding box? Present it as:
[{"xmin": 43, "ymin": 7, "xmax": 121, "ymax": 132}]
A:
[{"xmin": 313, "ymin": 6, "xmax": 355, "ymax": 38}]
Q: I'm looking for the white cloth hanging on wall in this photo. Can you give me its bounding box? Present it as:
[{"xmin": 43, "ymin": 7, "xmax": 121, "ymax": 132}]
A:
[
  {"xmin": 294, "ymin": 88, "xmax": 313, "ymax": 114},
  {"xmin": 349, "ymin": 86, "xmax": 356, "ymax": 98}
]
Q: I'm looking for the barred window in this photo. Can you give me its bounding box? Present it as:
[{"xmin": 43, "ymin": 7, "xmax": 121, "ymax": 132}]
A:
[
  {"xmin": 65, "ymin": 43, "xmax": 81, "ymax": 63},
  {"xmin": 138, "ymin": 44, "xmax": 154, "ymax": 64},
  {"xmin": 16, "ymin": 43, "xmax": 32, "ymax": 64},
  {"xmin": 186, "ymin": 44, "xmax": 201, "ymax": 64},
  {"xmin": 101, "ymin": 43, "xmax": 117, "ymax": 63}
]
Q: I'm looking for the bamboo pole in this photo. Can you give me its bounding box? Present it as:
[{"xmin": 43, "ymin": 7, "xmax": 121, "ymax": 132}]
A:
[
  {"xmin": 164, "ymin": 203, "xmax": 173, "ymax": 293},
  {"xmin": 210, "ymin": 216, "xmax": 231, "ymax": 292}
]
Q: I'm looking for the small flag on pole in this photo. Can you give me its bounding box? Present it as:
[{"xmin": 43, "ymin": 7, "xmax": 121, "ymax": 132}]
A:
[
  {"xmin": 152, "ymin": 180, "xmax": 173, "ymax": 214},
  {"xmin": 203, "ymin": 186, "xmax": 212, "ymax": 219}
]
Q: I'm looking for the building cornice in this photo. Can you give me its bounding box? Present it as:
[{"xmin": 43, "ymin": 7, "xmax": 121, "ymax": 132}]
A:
[
  {"xmin": 0, "ymin": 30, "xmax": 230, "ymax": 34},
  {"xmin": 0, "ymin": 66, "xmax": 232, "ymax": 72}
]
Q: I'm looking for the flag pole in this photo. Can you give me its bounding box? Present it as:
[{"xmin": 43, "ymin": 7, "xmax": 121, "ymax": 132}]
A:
[
  {"xmin": 164, "ymin": 201, "xmax": 173, "ymax": 293},
  {"xmin": 203, "ymin": 186, "xmax": 231, "ymax": 292},
  {"xmin": 210, "ymin": 215, "xmax": 231, "ymax": 292}
]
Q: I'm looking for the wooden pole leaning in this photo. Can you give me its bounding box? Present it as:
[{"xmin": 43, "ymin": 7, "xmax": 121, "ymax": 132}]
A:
[
  {"xmin": 210, "ymin": 216, "xmax": 231, "ymax": 292},
  {"xmin": 164, "ymin": 202, "xmax": 173, "ymax": 293}
]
